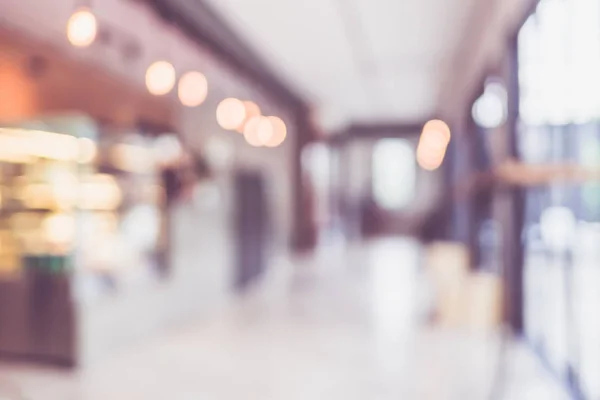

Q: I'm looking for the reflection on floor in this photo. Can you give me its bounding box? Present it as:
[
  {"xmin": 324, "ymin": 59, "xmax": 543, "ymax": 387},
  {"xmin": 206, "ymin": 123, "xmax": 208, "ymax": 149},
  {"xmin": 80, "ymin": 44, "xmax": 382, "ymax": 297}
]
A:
[{"xmin": 0, "ymin": 238, "xmax": 569, "ymax": 399}]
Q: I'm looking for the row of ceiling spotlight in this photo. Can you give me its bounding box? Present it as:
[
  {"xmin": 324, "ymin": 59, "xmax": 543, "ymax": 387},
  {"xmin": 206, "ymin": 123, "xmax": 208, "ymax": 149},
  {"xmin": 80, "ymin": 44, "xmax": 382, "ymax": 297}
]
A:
[{"xmin": 65, "ymin": 6, "xmax": 287, "ymax": 147}]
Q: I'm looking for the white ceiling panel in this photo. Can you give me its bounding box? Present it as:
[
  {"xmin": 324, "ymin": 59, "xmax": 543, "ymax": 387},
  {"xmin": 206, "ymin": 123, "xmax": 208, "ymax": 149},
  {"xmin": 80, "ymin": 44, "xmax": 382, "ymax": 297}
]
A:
[
  {"xmin": 206, "ymin": 0, "xmax": 477, "ymax": 128},
  {"xmin": 354, "ymin": 0, "xmax": 444, "ymax": 60}
]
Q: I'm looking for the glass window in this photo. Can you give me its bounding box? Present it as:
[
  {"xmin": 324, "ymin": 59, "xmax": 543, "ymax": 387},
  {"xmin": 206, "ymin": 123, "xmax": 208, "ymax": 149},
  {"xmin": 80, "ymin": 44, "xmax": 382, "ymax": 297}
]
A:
[
  {"xmin": 519, "ymin": 0, "xmax": 600, "ymax": 125},
  {"xmin": 519, "ymin": 1, "xmax": 600, "ymax": 397}
]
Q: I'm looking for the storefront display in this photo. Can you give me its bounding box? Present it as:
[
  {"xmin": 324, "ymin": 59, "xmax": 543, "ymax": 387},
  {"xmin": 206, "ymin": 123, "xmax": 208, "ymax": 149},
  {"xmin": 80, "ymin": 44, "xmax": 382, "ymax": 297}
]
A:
[
  {"xmin": 0, "ymin": 118, "xmax": 174, "ymax": 281},
  {"xmin": 0, "ymin": 126, "xmax": 95, "ymax": 276},
  {"xmin": 0, "ymin": 114, "xmax": 191, "ymax": 364},
  {"xmin": 0, "ymin": 121, "xmax": 96, "ymax": 363},
  {"xmin": 77, "ymin": 130, "xmax": 170, "ymax": 293}
]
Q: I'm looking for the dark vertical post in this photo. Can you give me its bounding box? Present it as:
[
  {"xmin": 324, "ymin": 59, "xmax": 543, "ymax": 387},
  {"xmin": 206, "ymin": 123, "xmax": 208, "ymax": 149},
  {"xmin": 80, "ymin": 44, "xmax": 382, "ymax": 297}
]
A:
[
  {"xmin": 465, "ymin": 119, "xmax": 481, "ymax": 271},
  {"xmin": 502, "ymin": 36, "xmax": 525, "ymax": 333},
  {"xmin": 291, "ymin": 107, "xmax": 318, "ymax": 252},
  {"xmin": 234, "ymin": 170, "xmax": 267, "ymax": 289},
  {"xmin": 453, "ymin": 130, "xmax": 475, "ymax": 247},
  {"xmin": 442, "ymin": 130, "xmax": 457, "ymax": 241}
]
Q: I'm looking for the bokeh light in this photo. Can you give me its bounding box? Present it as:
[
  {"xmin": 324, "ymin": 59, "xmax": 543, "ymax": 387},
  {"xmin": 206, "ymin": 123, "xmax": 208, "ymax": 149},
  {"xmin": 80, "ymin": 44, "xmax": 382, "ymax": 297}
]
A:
[
  {"xmin": 178, "ymin": 71, "xmax": 208, "ymax": 107},
  {"xmin": 20, "ymin": 184, "xmax": 53, "ymax": 209},
  {"xmin": 472, "ymin": 81, "xmax": 507, "ymax": 129},
  {"xmin": 244, "ymin": 116, "xmax": 272, "ymax": 147},
  {"xmin": 50, "ymin": 171, "xmax": 79, "ymax": 210},
  {"xmin": 152, "ymin": 134, "xmax": 182, "ymax": 166},
  {"xmin": 264, "ymin": 116, "xmax": 287, "ymax": 147},
  {"xmin": 416, "ymin": 149, "xmax": 446, "ymax": 171},
  {"xmin": 78, "ymin": 137, "xmax": 97, "ymax": 164},
  {"xmin": 111, "ymin": 143, "xmax": 155, "ymax": 173},
  {"xmin": 145, "ymin": 61, "xmax": 176, "ymax": 96},
  {"xmin": 24, "ymin": 130, "xmax": 79, "ymax": 161},
  {"xmin": 236, "ymin": 101, "xmax": 261, "ymax": 133},
  {"xmin": 67, "ymin": 9, "xmax": 97, "ymax": 48},
  {"xmin": 79, "ymin": 175, "xmax": 123, "ymax": 211},
  {"xmin": 417, "ymin": 119, "xmax": 451, "ymax": 171},
  {"xmin": 216, "ymin": 98, "xmax": 246, "ymax": 130},
  {"xmin": 43, "ymin": 213, "xmax": 76, "ymax": 246},
  {"xmin": 540, "ymin": 206, "xmax": 577, "ymax": 252}
]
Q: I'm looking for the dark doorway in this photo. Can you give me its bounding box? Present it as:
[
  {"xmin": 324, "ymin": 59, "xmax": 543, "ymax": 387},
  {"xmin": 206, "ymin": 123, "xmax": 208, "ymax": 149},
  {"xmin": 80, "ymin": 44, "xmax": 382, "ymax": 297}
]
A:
[{"xmin": 234, "ymin": 170, "xmax": 268, "ymax": 289}]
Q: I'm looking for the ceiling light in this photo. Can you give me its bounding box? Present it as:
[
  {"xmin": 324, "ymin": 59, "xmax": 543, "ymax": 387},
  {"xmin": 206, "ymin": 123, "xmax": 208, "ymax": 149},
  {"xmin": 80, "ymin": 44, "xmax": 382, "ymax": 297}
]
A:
[
  {"xmin": 244, "ymin": 116, "xmax": 272, "ymax": 147},
  {"xmin": 417, "ymin": 119, "xmax": 451, "ymax": 171},
  {"xmin": 264, "ymin": 116, "xmax": 287, "ymax": 147},
  {"xmin": 178, "ymin": 71, "xmax": 208, "ymax": 107},
  {"xmin": 236, "ymin": 101, "xmax": 261, "ymax": 133},
  {"xmin": 146, "ymin": 61, "xmax": 176, "ymax": 96},
  {"xmin": 216, "ymin": 98, "xmax": 246, "ymax": 130},
  {"xmin": 67, "ymin": 8, "xmax": 97, "ymax": 48}
]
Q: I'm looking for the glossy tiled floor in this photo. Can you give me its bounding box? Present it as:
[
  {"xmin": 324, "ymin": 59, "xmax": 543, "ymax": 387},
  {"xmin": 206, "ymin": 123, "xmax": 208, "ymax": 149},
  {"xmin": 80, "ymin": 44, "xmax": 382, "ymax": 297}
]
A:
[{"xmin": 0, "ymin": 238, "xmax": 569, "ymax": 399}]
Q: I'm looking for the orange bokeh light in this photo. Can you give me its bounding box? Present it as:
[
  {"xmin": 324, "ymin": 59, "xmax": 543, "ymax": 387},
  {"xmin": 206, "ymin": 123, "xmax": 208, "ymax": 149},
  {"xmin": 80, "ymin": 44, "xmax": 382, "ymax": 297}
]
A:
[
  {"xmin": 236, "ymin": 101, "xmax": 261, "ymax": 133},
  {"xmin": 178, "ymin": 71, "xmax": 208, "ymax": 107},
  {"xmin": 216, "ymin": 98, "xmax": 246, "ymax": 131},
  {"xmin": 146, "ymin": 61, "xmax": 176, "ymax": 96},
  {"xmin": 244, "ymin": 116, "xmax": 272, "ymax": 147},
  {"xmin": 67, "ymin": 9, "xmax": 97, "ymax": 48},
  {"xmin": 264, "ymin": 116, "xmax": 287, "ymax": 147},
  {"xmin": 417, "ymin": 119, "xmax": 451, "ymax": 171}
]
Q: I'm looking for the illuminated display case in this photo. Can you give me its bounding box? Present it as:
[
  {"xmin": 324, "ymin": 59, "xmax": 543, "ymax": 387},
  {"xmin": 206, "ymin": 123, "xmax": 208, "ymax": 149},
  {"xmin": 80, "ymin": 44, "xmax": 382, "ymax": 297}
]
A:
[
  {"xmin": 0, "ymin": 122, "xmax": 176, "ymax": 278},
  {"xmin": 0, "ymin": 124, "xmax": 96, "ymax": 277},
  {"xmin": 0, "ymin": 116, "xmax": 96, "ymax": 363},
  {"xmin": 0, "ymin": 115, "xmax": 186, "ymax": 365}
]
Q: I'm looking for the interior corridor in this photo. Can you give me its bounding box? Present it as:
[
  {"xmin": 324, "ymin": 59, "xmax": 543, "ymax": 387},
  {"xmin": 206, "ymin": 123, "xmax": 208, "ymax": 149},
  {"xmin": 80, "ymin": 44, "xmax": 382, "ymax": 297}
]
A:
[{"xmin": 0, "ymin": 239, "xmax": 568, "ymax": 400}]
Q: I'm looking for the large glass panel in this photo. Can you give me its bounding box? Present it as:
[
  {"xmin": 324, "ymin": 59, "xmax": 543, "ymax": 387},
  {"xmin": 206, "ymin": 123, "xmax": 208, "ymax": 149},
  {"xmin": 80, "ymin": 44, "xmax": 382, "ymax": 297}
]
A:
[{"xmin": 519, "ymin": 0, "xmax": 600, "ymax": 397}]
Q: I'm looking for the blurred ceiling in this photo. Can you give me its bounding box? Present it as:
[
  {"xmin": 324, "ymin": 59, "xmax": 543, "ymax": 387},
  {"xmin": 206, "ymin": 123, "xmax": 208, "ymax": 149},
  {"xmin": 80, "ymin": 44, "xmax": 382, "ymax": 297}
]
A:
[
  {"xmin": 0, "ymin": 0, "xmax": 287, "ymax": 120},
  {"xmin": 205, "ymin": 0, "xmax": 477, "ymax": 130}
]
